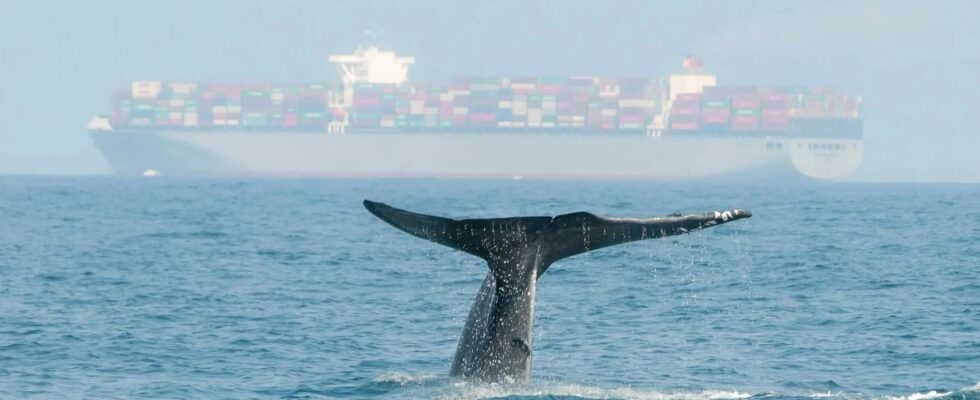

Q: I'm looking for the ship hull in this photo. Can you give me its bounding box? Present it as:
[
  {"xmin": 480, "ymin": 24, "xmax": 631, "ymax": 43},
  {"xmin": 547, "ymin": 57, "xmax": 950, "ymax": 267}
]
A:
[{"xmin": 89, "ymin": 130, "xmax": 862, "ymax": 180}]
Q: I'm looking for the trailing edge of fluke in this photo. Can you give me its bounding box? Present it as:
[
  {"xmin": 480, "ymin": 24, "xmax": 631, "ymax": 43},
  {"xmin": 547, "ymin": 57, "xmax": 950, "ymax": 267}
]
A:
[{"xmin": 363, "ymin": 199, "xmax": 751, "ymax": 384}]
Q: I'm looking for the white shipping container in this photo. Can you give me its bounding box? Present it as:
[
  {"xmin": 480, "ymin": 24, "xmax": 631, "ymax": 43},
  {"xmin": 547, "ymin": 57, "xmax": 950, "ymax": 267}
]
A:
[
  {"xmin": 213, "ymin": 105, "xmax": 228, "ymax": 113},
  {"xmin": 513, "ymin": 108, "xmax": 527, "ymax": 116},
  {"xmin": 619, "ymin": 99, "xmax": 655, "ymax": 108},
  {"xmin": 168, "ymin": 112, "xmax": 182, "ymax": 120},
  {"xmin": 449, "ymin": 90, "xmax": 471, "ymax": 96},
  {"xmin": 168, "ymin": 82, "xmax": 197, "ymax": 95},
  {"xmin": 528, "ymin": 109, "xmax": 542, "ymax": 120},
  {"xmin": 423, "ymin": 107, "xmax": 438, "ymax": 115},
  {"xmin": 527, "ymin": 122, "xmax": 541, "ymax": 128},
  {"xmin": 214, "ymin": 120, "xmax": 227, "ymax": 126},
  {"xmin": 542, "ymin": 122, "xmax": 555, "ymax": 128},
  {"xmin": 498, "ymin": 101, "xmax": 512, "ymax": 109},
  {"xmin": 271, "ymin": 92, "xmax": 285, "ymax": 102},
  {"xmin": 380, "ymin": 120, "xmax": 395, "ymax": 128},
  {"xmin": 227, "ymin": 106, "xmax": 242, "ymax": 113},
  {"xmin": 572, "ymin": 116, "xmax": 586, "ymax": 122},
  {"xmin": 226, "ymin": 120, "xmax": 240, "ymax": 126},
  {"xmin": 439, "ymin": 94, "xmax": 454, "ymax": 102},
  {"xmin": 453, "ymin": 107, "xmax": 468, "ymax": 115},
  {"xmin": 511, "ymin": 84, "xmax": 536, "ymax": 90},
  {"xmin": 132, "ymin": 81, "xmax": 162, "ymax": 99},
  {"xmin": 599, "ymin": 86, "xmax": 620, "ymax": 97},
  {"xmin": 571, "ymin": 122, "xmax": 586, "ymax": 128},
  {"xmin": 498, "ymin": 121, "xmax": 512, "ymax": 127},
  {"xmin": 511, "ymin": 121, "xmax": 526, "ymax": 128},
  {"xmin": 601, "ymin": 109, "xmax": 618, "ymax": 116},
  {"xmin": 410, "ymin": 100, "xmax": 425, "ymax": 114}
]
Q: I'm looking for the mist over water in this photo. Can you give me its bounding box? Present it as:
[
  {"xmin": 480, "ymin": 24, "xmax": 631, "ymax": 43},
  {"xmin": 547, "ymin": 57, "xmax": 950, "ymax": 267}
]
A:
[
  {"xmin": 1, "ymin": 1, "xmax": 979, "ymax": 181},
  {"xmin": 1, "ymin": 177, "xmax": 978, "ymax": 398}
]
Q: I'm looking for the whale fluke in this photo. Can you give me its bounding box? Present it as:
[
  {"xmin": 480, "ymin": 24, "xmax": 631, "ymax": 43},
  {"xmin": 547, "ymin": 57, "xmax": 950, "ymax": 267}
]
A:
[{"xmin": 363, "ymin": 199, "xmax": 751, "ymax": 383}]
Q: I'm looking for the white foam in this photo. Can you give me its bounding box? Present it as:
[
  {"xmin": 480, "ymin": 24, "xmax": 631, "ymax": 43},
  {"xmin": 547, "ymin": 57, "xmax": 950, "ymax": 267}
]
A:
[
  {"xmin": 809, "ymin": 392, "xmax": 846, "ymax": 398},
  {"xmin": 371, "ymin": 372, "xmax": 438, "ymax": 386},
  {"xmin": 436, "ymin": 382, "xmax": 752, "ymax": 400},
  {"xmin": 885, "ymin": 390, "xmax": 952, "ymax": 400}
]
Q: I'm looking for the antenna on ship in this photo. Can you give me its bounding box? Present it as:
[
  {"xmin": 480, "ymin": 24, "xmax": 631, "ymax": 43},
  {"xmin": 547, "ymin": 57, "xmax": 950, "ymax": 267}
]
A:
[{"xmin": 328, "ymin": 44, "xmax": 415, "ymax": 134}]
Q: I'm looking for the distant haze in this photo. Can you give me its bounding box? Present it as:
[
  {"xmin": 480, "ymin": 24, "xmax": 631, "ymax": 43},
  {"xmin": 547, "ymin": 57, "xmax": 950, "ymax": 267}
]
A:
[{"xmin": 1, "ymin": 0, "xmax": 977, "ymax": 182}]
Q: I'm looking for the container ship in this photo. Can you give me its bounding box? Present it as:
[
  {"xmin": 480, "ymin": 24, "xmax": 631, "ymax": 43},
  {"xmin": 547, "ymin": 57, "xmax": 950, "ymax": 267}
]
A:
[{"xmin": 88, "ymin": 47, "xmax": 863, "ymax": 180}]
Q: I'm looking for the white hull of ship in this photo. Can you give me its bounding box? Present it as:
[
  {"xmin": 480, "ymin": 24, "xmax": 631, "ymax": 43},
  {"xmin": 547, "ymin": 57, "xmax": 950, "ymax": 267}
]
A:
[{"xmin": 89, "ymin": 130, "xmax": 863, "ymax": 180}]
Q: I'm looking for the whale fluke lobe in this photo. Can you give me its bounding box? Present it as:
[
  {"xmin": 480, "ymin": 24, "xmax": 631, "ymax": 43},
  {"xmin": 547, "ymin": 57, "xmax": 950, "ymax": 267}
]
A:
[{"xmin": 363, "ymin": 199, "xmax": 751, "ymax": 384}]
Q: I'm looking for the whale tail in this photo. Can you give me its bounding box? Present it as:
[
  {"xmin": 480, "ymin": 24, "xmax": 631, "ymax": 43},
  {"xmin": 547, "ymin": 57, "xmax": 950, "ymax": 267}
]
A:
[
  {"xmin": 363, "ymin": 200, "xmax": 551, "ymax": 264},
  {"xmin": 364, "ymin": 199, "xmax": 751, "ymax": 384},
  {"xmin": 363, "ymin": 200, "xmax": 750, "ymax": 273}
]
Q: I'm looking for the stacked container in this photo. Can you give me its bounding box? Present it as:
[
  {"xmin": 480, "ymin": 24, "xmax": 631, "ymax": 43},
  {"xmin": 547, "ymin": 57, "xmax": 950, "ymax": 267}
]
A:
[
  {"xmin": 700, "ymin": 86, "xmax": 731, "ymax": 133},
  {"xmin": 109, "ymin": 78, "xmax": 858, "ymax": 134},
  {"xmin": 730, "ymin": 88, "xmax": 760, "ymax": 131},
  {"xmin": 670, "ymin": 93, "xmax": 700, "ymax": 131}
]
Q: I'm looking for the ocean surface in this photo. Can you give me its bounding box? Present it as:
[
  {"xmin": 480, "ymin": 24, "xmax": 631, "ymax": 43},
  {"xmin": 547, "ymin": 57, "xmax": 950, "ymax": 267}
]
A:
[{"xmin": 1, "ymin": 177, "xmax": 978, "ymax": 399}]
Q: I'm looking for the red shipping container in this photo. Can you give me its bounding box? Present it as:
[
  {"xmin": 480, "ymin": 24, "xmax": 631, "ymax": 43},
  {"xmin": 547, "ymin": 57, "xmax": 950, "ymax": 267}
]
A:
[
  {"xmin": 671, "ymin": 121, "xmax": 698, "ymax": 131},
  {"xmin": 731, "ymin": 115, "xmax": 759, "ymax": 131},
  {"xmin": 762, "ymin": 109, "xmax": 789, "ymax": 118},
  {"xmin": 671, "ymin": 107, "xmax": 700, "ymax": 116},
  {"xmin": 732, "ymin": 95, "xmax": 760, "ymax": 109},
  {"xmin": 619, "ymin": 114, "xmax": 645, "ymax": 123},
  {"xmin": 354, "ymin": 96, "xmax": 381, "ymax": 106},
  {"xmin": 702, "ymin": 113, "xmax": 730, "ymax": 124},
  {"xmin": 675, "ymin": 93, "xmax": 701, "ymax": 102},
  {"xmin": 469, "ymin": 112, "xmax": 496, "ymax": 122}
]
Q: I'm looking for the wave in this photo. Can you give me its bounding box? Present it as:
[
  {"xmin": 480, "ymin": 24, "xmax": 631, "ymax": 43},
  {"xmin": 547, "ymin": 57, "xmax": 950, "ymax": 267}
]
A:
[
  {"xmin": 293, "ymin": 373, "xmax": 980, "ymax": 400},
  {"xmin": 883, "ymin": 383, "xmax": 980, "ymax": 400},
  {"xmin": 433, "ymin": 382, "xmax": 753, "ymax": 400},
  {"xmin": 371, "ymin": 372, "xmax": 440, "ymax": 386},
  {"xmin": 420, "ymin": 379, "xmax": 980, "ymax": 400}
]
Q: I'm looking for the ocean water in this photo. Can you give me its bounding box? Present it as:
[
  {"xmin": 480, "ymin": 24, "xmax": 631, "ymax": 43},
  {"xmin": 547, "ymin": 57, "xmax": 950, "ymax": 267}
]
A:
[{"xmin": 1, "ymin": 177, "xmax": 978, "ymax": 400}]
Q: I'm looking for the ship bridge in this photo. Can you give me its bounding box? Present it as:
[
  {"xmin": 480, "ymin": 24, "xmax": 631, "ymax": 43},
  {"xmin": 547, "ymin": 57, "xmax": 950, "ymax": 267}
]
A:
[
  {"xmin": 327, "ymin": 47, "xmax": 415, "ymax": 133},
  {"xmin": 329, "ymin": 47, "xmax": 415, "ymax": 86}
]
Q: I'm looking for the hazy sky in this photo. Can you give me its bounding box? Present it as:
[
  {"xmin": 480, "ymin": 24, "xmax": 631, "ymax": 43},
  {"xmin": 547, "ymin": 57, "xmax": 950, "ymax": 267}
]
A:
[{"xmin": 1, "ymin": 0, "xmax": 978, "ymax": 181}]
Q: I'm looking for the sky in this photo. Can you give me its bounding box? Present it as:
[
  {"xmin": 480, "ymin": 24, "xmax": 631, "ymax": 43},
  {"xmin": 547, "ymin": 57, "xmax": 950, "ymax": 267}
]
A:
[{"xmin": 0, "ymin": 0, "xmax": 978, "ymax": 182}]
